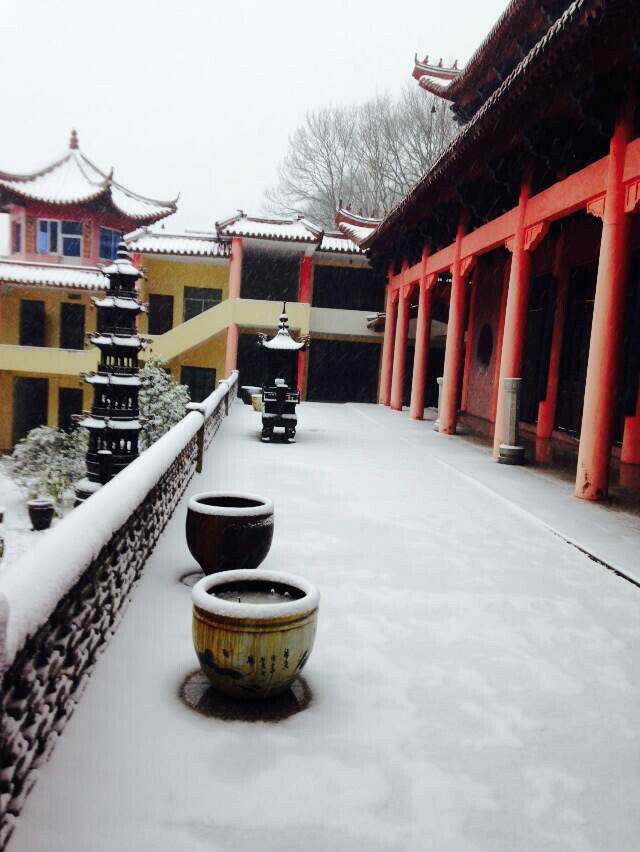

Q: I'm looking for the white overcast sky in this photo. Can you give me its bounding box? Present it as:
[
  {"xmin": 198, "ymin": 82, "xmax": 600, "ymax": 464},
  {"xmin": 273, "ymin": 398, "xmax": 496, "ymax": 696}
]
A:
[{"xmin": 0, "ymin": 0, "xmax": 506, "ymax": 234}]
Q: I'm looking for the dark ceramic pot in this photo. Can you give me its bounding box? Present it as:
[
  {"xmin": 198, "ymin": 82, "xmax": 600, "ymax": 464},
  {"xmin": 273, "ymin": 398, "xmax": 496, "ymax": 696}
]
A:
[
  {"xmin": 186, "ymin": 492, "xmax": 274, "ymax": 575},
  {"xmin": 27, "ymin": 498, "xmax": 55, "ymax": 531}
]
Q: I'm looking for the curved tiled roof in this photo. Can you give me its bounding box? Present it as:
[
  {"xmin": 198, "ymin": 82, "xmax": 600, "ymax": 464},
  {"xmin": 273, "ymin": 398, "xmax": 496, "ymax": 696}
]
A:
[
  {"xmin": 126, "ymin": 228, "xmax": 230, "ymax": 258},
  {"xmin": 0, "ymin": 259, "xmax": 107, "ymax": 290},
  {"xmin": 216, "ymin": 214, "xmax": 323, "ymax": 243},
  {"xmin": 0, "ymin": 132, "xmax": 177, "ymax": 225},
  {"xmin": 412, "ymin": 0, "xmax": 536, "ymax": 100},
  {"xmin": 367, "ymin": 0, "xmax": 605, "ymax": 250}
]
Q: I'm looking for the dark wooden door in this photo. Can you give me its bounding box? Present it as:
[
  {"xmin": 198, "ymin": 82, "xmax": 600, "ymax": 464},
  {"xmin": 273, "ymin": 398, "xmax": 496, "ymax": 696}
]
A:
[
  {"xmin": 58, "ymin": 387, "xmax": 83, "ymax": 431},
  {"xmin": 306, "ymin": 339, "xmax": 380, "ymax": 403},
  {"xmin": 180, "ymin": 366, "xmax": 216, "ymax": 402},
  {"xmin": 60, "ymin": 303, "xmax": 85, "ymax": 349},
  {"xmin": 520, "ymin": 274, "xmax": 557, "ymax": 424},
  {"xmin": 13, "ymin": 377, "xmax": 48, "ymax": 443},
  {"xmin": 555, "ymin": 262, "xmax": 597, "ymax": 436},
  {"xmin": 148, "ymin": 294, "xmax": 174, "ymax": 335},
  {"xmin": 19, "ymin": 300, "xmax": 45, "ymax": 346}
]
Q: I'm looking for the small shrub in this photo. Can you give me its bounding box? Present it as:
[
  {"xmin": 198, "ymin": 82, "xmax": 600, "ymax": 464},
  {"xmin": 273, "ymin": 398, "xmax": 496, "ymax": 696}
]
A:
[
  {"xmin": 139, "ymin": 358, "xmax": 191, "ymax": 447},
  {"xmin": 6, "ymin": 426, "xmax": 88, "ymax": 507}
]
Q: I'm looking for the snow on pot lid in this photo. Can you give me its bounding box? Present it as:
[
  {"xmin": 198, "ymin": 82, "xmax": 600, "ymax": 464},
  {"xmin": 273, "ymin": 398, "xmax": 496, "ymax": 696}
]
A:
[
  {"xmin": 187, "ymin": 492, "xmax": 274, "ymax": 518},
  {"xmin": 192, "ymin": 569, "xmax": 320, "ymax": 620}
]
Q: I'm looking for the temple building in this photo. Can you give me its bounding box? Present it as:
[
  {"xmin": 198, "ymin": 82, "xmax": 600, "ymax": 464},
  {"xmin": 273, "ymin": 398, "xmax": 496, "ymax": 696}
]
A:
[
  {"xmin": 0, "ymin": 131, "xmax": 176, "ymax": 450},
  {"xmin": 366, "ymin": 0, "xmax": 640, "ymax": 501},
  {"xmin": 126, "ymin": 210, "xmax": 391, "ymax": 407},
  {"xmin": 0, "ymin": 131, "xmax": 397, "ymax": 451}
]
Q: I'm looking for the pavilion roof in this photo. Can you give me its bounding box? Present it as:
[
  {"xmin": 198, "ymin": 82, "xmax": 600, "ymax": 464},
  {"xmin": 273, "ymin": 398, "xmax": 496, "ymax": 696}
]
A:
[
  {"xmin": 367, "ymin": 0, "xmax": 623, "ymax": 253},
  {"xmin": 0, "ymin": 259, "xmax": 107, "ymax": 290},
  {"xmin": 334, "ymin": 209, "xmax": 380, "ymax": 247},
  {"xmin": 126, "ymin": 228, "xmax": 230, "ymax": 258},
  {"xmin": 216, "ymin": 213, "xmax": 323, "ymax": 243},
  {"xmin": 0, "ymin": 130, "xmax": 177, "ymax": 225}
]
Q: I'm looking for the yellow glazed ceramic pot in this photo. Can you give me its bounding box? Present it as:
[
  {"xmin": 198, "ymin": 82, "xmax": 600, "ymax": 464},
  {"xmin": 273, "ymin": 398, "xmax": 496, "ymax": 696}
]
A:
[
  {"xmin": 251, "ymin": 394, "xmax": 263, "ymax": 412},
  {"xmin": 192, "ymin": 569, "xmax": 319, "ymax": 700}
]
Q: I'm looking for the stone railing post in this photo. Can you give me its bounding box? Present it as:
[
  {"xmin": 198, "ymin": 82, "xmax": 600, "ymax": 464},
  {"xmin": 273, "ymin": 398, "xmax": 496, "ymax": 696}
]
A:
[
  {"xmin": 433, "ymin": 377, "xmax": 444, "ymax": 431},
  {"xmin": 218, "ymin": 379, "xmax": 230, "ymax": 415},
  {"xmin": 498, "ymin": 377, "xmax": 525, "ymax": 464}
]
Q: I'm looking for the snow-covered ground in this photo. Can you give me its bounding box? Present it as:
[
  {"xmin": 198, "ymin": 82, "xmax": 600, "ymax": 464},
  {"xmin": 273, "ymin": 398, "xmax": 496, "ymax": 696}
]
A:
[
  {"xmin": 8, "ymin": 401, "xmax": 640, "ymax": 852},
  {"xmin": 0, "ymin": 463, "xmax": 75, "ymax": 577},
  {"xmin": 0, "ymin": 463, "xmax": 40, "ymax": 575}
]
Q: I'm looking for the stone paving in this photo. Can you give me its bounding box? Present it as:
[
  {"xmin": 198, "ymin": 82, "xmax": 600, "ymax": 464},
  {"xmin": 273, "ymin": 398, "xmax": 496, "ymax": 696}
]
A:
[{"xmin": 9, "ymin": 401, "xmax": 640, "ymax": 852}]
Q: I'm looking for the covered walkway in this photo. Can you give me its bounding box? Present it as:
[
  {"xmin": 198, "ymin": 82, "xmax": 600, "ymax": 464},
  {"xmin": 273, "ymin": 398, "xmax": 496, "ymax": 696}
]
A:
[{"xmin": 9, "ymin": 401, "xmax": 640, "ymax": 852}]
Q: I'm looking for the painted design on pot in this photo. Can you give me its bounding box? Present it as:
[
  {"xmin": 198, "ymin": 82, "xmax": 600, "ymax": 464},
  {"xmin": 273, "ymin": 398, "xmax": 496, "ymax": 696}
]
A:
[
  {"xmin": 192, "ymin": 569, "xmax": 320, "ymax": 700},
  {"xmin": 186, "ymin": 492, "xmax": 274, "ymax": 575}
]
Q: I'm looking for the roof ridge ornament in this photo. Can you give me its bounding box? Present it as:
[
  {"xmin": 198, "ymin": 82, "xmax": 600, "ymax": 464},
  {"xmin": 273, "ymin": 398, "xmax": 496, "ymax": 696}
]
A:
[{"xmin": 70, "ymin": 128, "xmax": 79, "ymax": 149}]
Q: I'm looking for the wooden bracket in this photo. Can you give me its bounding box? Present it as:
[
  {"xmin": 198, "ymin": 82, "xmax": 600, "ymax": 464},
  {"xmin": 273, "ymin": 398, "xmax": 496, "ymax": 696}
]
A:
[
  {"xmin": 586, "ymin": 194, "xmax": 606, "ymax": 220},
  {"xmin": 625, "ymin": 179, "xmax": 640, "ymax": 214}
]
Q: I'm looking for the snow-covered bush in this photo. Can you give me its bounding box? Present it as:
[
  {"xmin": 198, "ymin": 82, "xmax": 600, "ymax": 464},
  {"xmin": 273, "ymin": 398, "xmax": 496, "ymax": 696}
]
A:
[
  {"xmin": 139, "ymin": 358, "xmax": 191, "ymax": 447},
  {"xmin": 5, "ymin": 426, "xmax": 88, "ymax": 506}
]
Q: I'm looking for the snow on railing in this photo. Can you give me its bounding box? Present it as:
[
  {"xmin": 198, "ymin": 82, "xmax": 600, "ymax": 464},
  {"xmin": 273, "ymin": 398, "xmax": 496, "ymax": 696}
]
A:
[{"xmin": 0, "ymin": 370, "xmax": 238, "ymax": 850}]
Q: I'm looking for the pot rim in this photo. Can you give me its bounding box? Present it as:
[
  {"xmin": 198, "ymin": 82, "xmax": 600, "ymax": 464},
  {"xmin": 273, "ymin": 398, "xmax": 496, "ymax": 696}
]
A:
[
  {"xmin": 192, "ymin": 569, "xmax": 319, "ymax": 620},
  {"xmin": 27, "ymin": 498, "xmax": 54, "ymax": 507},
  {"xmin": 187, "ymin": 491, "xmax": 273, "ymax": 518}
]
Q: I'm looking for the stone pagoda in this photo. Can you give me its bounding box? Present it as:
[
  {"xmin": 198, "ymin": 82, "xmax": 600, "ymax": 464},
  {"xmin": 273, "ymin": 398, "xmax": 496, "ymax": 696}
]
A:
[{"xmin": 75, "ymin": 242, "xmax": 146, "ymax": 503}]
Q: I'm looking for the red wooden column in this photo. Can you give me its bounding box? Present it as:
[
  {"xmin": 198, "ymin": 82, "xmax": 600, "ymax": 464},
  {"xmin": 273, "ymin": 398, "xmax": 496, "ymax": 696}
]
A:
[
  {"xmin": 225, "ymin": 323, "xmax": 239, "ymax": 374},
  {"xmin": 536, "ymin": 229, "xmax": 569, "ymax": 440},
  {"xmin": 409, "ymin": 247, "xmax": 432, "ymax": 420},
  {"xmin": 492, "ymin": 171, "xmax": 534, "ymax": 457},
  {"xmin": 576, "ymin": 110, "xmax": 633, "ymax": 500},
  {"xmin": 390, "ymin": 276, "xmax": 410, "ymax": 411},
  {"xmin": 621, "ymin": 390, "xmax": 640, "ymax": 465},
  {"xmin": 296, "ymin": 254, "xmax": 313, "ymax": 398},
  {"xmin": 225, "ymin": 236, "xmax": 244, "ymax": 375},
  {"xmin": 439, "ymin": 220, "xmax": 466, "ymax": 434},
  {"xmin": 378, "ymin": 268, "xmax": 397, "ymax": 405}
]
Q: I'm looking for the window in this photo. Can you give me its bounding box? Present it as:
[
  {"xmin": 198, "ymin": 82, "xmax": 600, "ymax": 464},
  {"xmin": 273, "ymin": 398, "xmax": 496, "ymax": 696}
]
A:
[
  {"xmin": 60, "ymin": 303, "xmax": 86, "ymax": 350},
  {"xmin": 12, "ymin": 222, "xmax": 21, "ymax": 253},
  {"xmin": 58, "ymin": 387, "xmax": 83, "ymax": 432},
  {"xmin": 19, "ymin": 300, "xmax": 45, "ymax": 346},
  {"xmin": 100, "ymin": 227, "xmax": 121, "ymax": 260},
  {"xmin": 180, "ymin": 366, "xmax": 216, "ymax": 402},
  {"xmin": 148, "ymin": 294, "xmax": 174, "ymax": 335},
  {"xmin": 38, "ymin": 219, "xmax": 82, "ymax": 257},
  {"xmin": 183, "ymin": 287, "xmax": 222, "ymax": 322}
]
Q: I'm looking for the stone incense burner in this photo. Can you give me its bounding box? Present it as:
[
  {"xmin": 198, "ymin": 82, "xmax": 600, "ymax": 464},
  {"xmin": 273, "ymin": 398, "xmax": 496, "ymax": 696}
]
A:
[{"xmin": 192, "ymin": 569, "xmax": 320, "ymax": 700}]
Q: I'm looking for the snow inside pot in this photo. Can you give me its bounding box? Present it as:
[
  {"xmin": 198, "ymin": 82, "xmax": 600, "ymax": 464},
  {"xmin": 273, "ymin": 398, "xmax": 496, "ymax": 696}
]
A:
[
  {"xmin": 27, "ymin": 498, "xmax": 55, "ymax": 531},
  {"xmin": 185, "ymin": 492, "xmax": 274, "ymax": 575},
  {"xmin": 192, "ymin": 569, "xmax": 320, "ymax": 699}
]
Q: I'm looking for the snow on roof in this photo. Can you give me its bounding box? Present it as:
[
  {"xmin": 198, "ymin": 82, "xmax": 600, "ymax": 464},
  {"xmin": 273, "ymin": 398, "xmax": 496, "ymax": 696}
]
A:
[
  {"xmin": 216, "ymin": 213, "xmax": 322, "ymax": 243},
  {"xmin": 0, "ymin": 259, "xmax": 107, "ymax": 290},
  {"xmin": 0, "ymin": 130, "xmax": 177, "ymax": 225},
  {"xmin": 334, "ymin": 209, "xmax": 380, "ymax": 247},
  {"xmin": 317, "ymin": 232, "xmax": 363, "ymax": 254},
  {"xmin": 125, "ymin": 228, "xmax": 230, "ymax": 258},
  {"xmin": 260, "ymin": 311, "xmax": 305, "ymax": 350},
  {"xmin": 84, "ymin": 373, "xmax": 142, "ymax": 387},
  {"xmin": 88, "ymin": 333, "xmax": 145, "ymax": 349}
]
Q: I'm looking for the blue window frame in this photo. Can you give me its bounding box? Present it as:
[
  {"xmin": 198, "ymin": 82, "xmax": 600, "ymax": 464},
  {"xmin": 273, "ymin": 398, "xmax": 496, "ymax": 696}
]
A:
[
  {"xmin": 99, "ymin": 227, "xmax": 121, "ymax": 260},
  {"xmin": 38, "ymin": 219, "xmax": 82, "ymax": 257}
]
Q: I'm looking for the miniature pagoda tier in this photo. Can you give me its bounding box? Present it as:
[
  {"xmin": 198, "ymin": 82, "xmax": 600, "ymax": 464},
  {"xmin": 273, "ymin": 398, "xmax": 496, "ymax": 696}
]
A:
[{"xmin": 75, "ymin": 242, "xmax": 147, "ymax": 503}]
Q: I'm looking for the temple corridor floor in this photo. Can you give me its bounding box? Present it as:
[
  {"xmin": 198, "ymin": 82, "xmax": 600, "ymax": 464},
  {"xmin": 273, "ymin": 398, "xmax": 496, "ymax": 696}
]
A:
[{"xmin": 9, "ymin": 401, "xmax": 640, "ymax": 852}]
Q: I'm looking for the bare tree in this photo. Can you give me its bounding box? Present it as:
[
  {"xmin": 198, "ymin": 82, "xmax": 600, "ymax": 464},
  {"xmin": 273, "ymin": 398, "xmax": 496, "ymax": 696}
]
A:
[{"xmin": 265, "ymin": 86, "xmax": 457, "ymax": 227}]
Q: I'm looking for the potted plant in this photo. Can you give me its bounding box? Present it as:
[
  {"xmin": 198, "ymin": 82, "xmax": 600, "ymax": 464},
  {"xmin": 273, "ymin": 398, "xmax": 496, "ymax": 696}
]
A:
[
  {"xmin": 186, "ymin": 492, "xmax": 274, "ymax": 575},
  {"xmin": 27, "ymin": 497, "xmax": 55, "ymax": 531},
  {"xmin": 192, "ymin": 568, "xmax": 320, "ymax": 700}
]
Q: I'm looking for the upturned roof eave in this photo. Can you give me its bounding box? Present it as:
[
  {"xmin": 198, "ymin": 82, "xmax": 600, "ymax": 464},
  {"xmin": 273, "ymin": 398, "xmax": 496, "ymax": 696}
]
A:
[{"xmin": 365, "ymin": 0, "xmax": 596, "ymax": 253}]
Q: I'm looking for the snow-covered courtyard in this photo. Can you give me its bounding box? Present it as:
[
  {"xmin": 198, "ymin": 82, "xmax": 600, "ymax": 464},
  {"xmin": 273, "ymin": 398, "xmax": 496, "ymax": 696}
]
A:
[{"xmin": 8, "ymin": 400, "xmax": 640, "ymax": 852}]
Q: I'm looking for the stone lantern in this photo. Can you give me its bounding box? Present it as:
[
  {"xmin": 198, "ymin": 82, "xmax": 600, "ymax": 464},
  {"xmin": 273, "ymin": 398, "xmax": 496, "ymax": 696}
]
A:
[{"xmin": 75, "ymin": 242, "xmax": 146, "ymax": 503}]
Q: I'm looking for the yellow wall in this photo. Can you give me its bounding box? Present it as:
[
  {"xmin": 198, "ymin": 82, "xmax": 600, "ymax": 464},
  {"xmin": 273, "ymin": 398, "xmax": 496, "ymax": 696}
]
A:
[
  {"xmin": 0, "ymin": 287, "xmax": 97, "ymax": 347},
  {"xmin": 0, "ymin": 371, "xmax": 91, "ymax": 452},
  {"xmin": 138, "ymin": 257, "xmax": 229, "ymax": 334}
]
